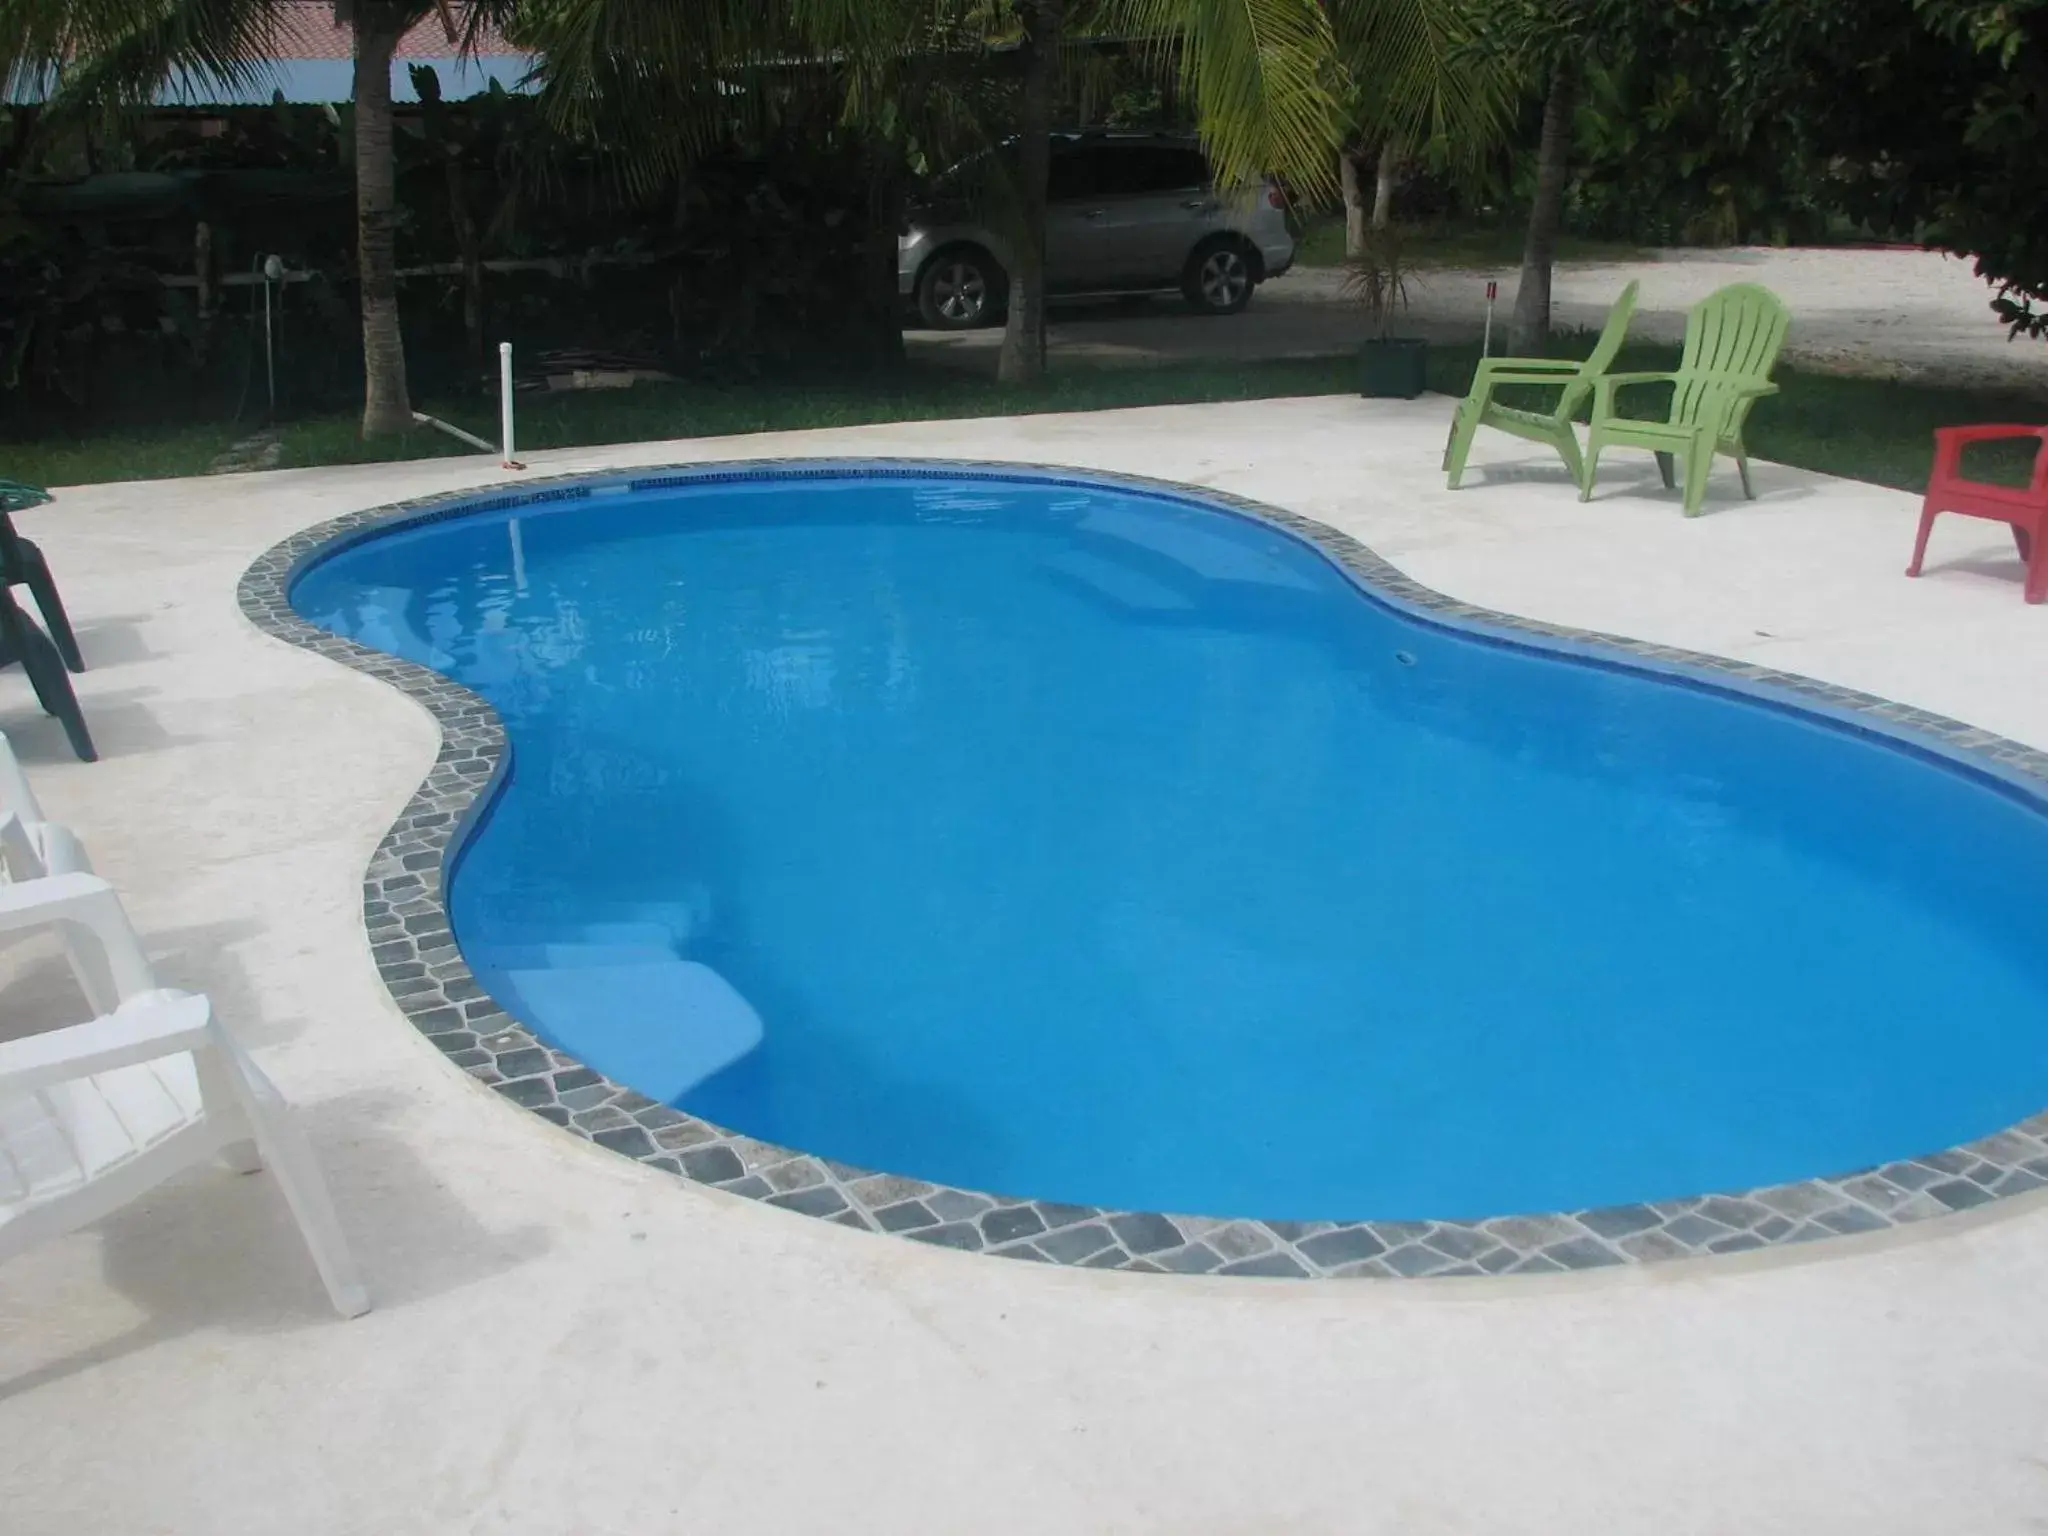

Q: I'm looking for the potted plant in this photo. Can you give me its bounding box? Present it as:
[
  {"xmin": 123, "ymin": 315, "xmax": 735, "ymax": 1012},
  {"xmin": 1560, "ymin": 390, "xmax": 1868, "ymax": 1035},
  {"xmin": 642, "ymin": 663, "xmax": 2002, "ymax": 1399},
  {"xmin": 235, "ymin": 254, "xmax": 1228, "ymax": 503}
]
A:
[{"xmin": 1344, "ymin": 227, "xmax": 1428, "ymax": 399}]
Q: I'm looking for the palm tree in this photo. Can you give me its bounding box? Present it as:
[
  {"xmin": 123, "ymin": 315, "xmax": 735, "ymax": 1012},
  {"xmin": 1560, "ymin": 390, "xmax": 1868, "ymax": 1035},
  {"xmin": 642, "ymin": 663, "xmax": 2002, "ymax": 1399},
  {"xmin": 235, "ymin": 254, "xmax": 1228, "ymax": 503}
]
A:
[
  {"xmin": 1000, "ymin": 0, "xmax": 1515, "ymax": 378},
  {"xmin": 1, "ymin": 0, "xmax": 502, "ymax": 437},
  {"xmin": 1510, "ymin": 55, "xmax": 1575, "ymax": 350},
  {"xmin": 997, "ymin": 0, "xmax": 1061, "ymax": 382},
  {"xmin": 1460, "ymin": 0, "xmax": 1605, "ymax": 351},
  {"xmin": 1328, "ymin": 0, "xmax": 1515, "ymax": 252},
  {"xmin": 980, "ymin": 0, "xmax": 1516, "ymax": 381},
  {"xmin": 343, "ymin": 1, "xmax": 425, "ymax": 434},
  {"xmin": 1049, "ymin": 0, "xmax": 1340, "ymax": 382}
]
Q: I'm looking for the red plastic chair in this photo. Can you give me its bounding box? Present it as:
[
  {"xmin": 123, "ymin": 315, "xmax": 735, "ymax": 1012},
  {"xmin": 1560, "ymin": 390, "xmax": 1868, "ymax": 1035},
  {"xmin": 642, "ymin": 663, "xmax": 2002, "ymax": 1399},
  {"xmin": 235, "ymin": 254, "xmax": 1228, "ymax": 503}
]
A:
[{"xmin": 1907, "ymin": 424, "xmax": 2048, "ymax": 603}]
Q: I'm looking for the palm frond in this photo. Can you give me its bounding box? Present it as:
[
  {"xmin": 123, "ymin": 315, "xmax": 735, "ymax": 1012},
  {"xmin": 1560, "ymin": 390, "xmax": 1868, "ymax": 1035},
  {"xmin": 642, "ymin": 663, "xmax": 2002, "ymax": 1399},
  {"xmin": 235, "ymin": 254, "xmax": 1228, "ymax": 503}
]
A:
[
  {"xmin": 515, "ymin": 0, "xmax": 1030, "ymax": 197},
  {"xmin": 511, "ymin": 0, "xmax": 840, "ymax": 194},
  {"xmin": 0, "ymin": 0, "xmax": 282, "ymax": 115},
  {"xmin": 1327, "ymin": 0, "xmax": 1514, "ymax": 164},
  {"xmin": 1102, "ymin": 0, "xmax": 1342, "ymax": 197}
]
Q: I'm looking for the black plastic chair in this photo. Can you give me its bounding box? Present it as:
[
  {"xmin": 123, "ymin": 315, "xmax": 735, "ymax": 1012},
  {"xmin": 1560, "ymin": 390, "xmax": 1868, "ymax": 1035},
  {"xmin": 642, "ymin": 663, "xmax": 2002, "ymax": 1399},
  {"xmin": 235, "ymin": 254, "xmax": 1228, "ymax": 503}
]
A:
[
  {"xmin": 0, "ymin": 586, "xmax": 95, "ymax": 761},
  {"xmin": 0, "ymin": 482, "xmax": 82, "ymax": 674},
  {"xmin": 0, "ymin": 481, "xmax": 93, "ymax": 760}
]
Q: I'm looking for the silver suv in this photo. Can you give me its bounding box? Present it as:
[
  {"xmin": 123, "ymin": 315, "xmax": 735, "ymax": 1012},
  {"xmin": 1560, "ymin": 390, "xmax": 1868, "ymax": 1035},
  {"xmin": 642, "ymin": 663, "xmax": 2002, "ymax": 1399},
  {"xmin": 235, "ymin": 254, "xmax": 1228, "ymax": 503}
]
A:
[{"xmin": 899, "ymin": 131, "xmax": 1296, "ymax": 330}]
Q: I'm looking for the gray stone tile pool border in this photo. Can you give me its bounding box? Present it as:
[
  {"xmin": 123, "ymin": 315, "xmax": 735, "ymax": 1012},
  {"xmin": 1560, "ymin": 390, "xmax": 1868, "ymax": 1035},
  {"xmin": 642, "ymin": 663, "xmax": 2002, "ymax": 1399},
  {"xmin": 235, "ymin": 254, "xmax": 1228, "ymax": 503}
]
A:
[{"xmin": 238, "ymin": 457, "xmax": 2048, "ymax": 1279}]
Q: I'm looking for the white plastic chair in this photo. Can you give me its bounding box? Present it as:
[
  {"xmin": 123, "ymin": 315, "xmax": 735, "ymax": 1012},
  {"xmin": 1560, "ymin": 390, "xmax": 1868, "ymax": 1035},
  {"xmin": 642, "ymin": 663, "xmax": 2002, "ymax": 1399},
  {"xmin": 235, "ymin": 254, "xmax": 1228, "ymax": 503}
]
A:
[
  {"xmin": 0, "ymin": 727, "xmax": 111, "ymax": 1014},
  {"xmin": 0, "ymin": 734, "xmax": 368, "ymax": 1316},
  {"xmin": 0, "ymin": 987, "xmax": 370, "ymax": 1318},
  {"xmin": 0, "ymin": 729, "xmax": 85, "ymax": 873},
  {"xmin": 0, "ymin": 814, "xmax": 122, "ymax": 1019},
  {"xmin": 0, "ymin": 855, "xmax": 369, "ymax": 1316},
  {"xmin": 0, "ymin": 726, "xmax": 41, "ymax": 818}
]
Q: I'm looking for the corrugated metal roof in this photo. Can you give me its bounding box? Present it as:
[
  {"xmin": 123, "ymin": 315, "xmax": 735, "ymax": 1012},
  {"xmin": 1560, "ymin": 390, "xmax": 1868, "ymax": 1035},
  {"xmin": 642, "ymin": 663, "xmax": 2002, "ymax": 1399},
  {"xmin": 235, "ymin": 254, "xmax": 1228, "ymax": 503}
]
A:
[{"xmin": 265, "ymin": 1, "xmax": 514, "ymax": 61}]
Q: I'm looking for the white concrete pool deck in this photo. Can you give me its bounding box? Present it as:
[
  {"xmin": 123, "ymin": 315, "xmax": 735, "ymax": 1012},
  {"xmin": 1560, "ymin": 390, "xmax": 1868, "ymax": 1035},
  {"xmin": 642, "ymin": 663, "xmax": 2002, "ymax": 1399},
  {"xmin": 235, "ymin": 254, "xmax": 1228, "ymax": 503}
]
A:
[{"xmin": 4, "ymin": 395, "xmax": 2048, "ymax": 1534}]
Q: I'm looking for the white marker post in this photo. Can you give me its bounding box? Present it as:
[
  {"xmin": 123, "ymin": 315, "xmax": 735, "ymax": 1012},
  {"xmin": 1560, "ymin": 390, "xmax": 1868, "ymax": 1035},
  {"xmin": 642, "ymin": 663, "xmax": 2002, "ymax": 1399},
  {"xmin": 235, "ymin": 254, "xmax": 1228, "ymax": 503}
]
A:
[
  {"xmin": 499, "ymin": 340, "xmax": 527, "ymax": 589},
  {"xmin": 261, "ymin": 254, "xmax": 284, "ymax": 420},
  {"xmin": 499, "ymin": 341, "xmax": 525, "ymax": 471}
]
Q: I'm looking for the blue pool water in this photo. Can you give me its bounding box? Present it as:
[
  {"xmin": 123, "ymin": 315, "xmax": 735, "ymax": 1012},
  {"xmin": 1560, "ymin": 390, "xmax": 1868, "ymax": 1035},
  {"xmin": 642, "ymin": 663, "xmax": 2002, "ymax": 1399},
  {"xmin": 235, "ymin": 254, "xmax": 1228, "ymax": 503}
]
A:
[{"xmin": 292, "ymin": 469, "xmax": 2048, "ymax": 1221}]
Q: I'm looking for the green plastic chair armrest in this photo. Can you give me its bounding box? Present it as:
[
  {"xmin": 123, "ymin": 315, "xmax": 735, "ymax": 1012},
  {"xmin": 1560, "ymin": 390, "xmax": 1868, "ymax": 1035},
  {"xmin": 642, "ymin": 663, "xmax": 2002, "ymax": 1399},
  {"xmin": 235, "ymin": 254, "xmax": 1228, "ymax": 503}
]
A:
[
  {"xmin": 1474, "ymin": 367, "xmax": 1585, "ymax": 390},
  {"xmin": 1473, "ymin": 357, "xmax": 1581, "ymax": 378},
  {"xmin": 1468, "ymin": 360, "xmax": 1587, "ymax": 412},
  {"xmin": 1473, "ymin": 369, "xmax": 1587, "ymax": 395},
  {"xmin": 1596, "ymin": 371, "xmax": 1680, "ymax": 392},
  {"xmin": 1590, "ymin": 372, "xmax": 1673, "ymax": 414}
]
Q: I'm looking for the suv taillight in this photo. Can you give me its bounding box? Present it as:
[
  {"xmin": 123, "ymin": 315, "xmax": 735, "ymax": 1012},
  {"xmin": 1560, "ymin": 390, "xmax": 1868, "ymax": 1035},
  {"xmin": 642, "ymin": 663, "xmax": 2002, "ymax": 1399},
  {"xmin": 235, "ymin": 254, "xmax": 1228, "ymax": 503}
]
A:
[{"xmin": 1266, "ymin": 186, "xmax": 1286, "ymax": 209}]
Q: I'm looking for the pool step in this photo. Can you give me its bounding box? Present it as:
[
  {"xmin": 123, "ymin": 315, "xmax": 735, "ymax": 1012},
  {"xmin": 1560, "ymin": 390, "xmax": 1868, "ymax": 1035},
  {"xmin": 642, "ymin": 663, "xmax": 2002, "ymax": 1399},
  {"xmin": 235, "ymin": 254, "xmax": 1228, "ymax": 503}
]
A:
[
  {"xmin": 482, "ymin": 941, "xmax": 679, "ymax": 972},
  {"xmin": 468, "ymin": 918, "xmax": 681, "ymax": 954},
  {"xmin": 491, "ymin": 958, "xmax": 764, "ymax": 1101},
  {"xmin": 575, "ymin": 917, "xmax": 698, "ymax": 947}
]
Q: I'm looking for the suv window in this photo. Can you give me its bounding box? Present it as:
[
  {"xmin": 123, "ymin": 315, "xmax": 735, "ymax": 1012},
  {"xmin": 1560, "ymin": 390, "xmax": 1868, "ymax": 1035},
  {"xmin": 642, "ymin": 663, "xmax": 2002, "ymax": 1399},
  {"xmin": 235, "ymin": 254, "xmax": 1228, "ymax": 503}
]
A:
[
  {"xmin": 1095, "ymin": 144, "xmax": 1211, "ymax": 197},
  {"xmin": 1047, "ymin": 145, "xmax": 1101, "ymax": 203}
]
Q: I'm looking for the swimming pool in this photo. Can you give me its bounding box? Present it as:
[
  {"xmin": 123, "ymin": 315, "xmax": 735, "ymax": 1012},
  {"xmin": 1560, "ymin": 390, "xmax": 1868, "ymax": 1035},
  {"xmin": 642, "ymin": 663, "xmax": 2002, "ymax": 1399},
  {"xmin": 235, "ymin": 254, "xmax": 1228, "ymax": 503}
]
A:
[{"xmin": 267, "ymin": 461, "xmax": 2048, "ymax": 1273}]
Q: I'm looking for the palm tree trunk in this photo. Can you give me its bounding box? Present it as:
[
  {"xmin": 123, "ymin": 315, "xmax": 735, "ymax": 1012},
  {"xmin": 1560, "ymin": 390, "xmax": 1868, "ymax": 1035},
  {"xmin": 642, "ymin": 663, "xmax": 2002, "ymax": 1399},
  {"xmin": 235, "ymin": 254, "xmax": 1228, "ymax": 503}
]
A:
[
  {"xmin": 1511, "ymin": 58, "xmax": 1578, "ymax": 353},
  {"xmin": 868, "ymin": 151, "xmax": 909, "ymax": 373},
  {"xmin": 1340, "ymin": 149, "xmax": 1368, "ymax": 257},
  {"xmin": 193, "ymin": 220, "xmax": 216, "ymax": 367},
  {"xmin": 353, "ymin": 8, "xmax": 414, "ymax": 436},
  {"xmin": 998, "ymin": 0, "xmax": 1063, "ymax": 386},
  {"xmin": 1372, "ymin": 138, "xmax": 1398, "ymax": 230}
]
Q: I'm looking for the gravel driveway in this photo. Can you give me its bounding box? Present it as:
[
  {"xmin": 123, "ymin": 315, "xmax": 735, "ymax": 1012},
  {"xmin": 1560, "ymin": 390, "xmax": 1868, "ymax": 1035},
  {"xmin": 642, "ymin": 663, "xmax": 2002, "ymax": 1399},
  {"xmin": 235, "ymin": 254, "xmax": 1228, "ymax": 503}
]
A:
[{"xmin": 910, "ymin": 246, "xmax": 2048, "ymax": 393}]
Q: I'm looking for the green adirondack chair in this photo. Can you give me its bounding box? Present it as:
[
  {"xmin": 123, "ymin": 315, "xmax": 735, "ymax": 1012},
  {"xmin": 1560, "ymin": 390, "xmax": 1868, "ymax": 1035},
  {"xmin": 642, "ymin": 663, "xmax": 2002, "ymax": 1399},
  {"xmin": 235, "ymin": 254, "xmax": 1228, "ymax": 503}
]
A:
[
  {"xmin": 1443, "ymin": 281, "xmax": 1640, "ymax": 490},
  {"xmin": 1582, "ymin": 282, "xmax": 1790, "ymax": 516}
]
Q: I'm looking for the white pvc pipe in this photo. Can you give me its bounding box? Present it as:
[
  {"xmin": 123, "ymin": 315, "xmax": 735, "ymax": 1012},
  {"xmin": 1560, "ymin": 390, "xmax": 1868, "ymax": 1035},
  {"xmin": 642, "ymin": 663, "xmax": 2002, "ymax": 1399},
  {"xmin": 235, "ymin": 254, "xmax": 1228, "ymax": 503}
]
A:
[
  {"xmin": 499, "ymin": 341, "xmax": 521, "ymax": 469},
  {"xmin": 262, "ymin": 274, "xmax": 276, "ymax": 420},
  {"xmin": 412, "ymin": 411, "xmax": 496, "ymax": 454}
]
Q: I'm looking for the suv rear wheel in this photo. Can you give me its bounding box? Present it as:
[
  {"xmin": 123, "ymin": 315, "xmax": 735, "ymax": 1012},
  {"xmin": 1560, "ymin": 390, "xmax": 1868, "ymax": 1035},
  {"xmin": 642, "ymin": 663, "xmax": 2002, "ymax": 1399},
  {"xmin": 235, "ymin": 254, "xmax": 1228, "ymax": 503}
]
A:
[
  {"xmin": 1182, "ymin": 239, "xmax": 1257, "ymax": 316},
  {"xmin": 918, "ymin": 247, "xmax": 1003, "ymax": 329}
]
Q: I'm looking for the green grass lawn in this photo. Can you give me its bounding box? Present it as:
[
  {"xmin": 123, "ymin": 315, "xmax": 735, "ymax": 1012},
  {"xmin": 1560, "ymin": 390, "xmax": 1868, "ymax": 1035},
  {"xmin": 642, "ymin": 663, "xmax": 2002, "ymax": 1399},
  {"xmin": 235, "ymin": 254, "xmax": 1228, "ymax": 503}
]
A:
[
  {"xmin": 4, "ymin": 343, "xmax": 2041, "ymax": 498},
  {"xmin": 1292, "ymin": 214, "xmax": 1649, "ymax": 271},
  {"xmin": 0, "ymin": 423, "xmax": 247, "ymax": 490},
  {"xmin": 0, "ymin": 357, "xmax": 1365, "ymax": 490}
]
